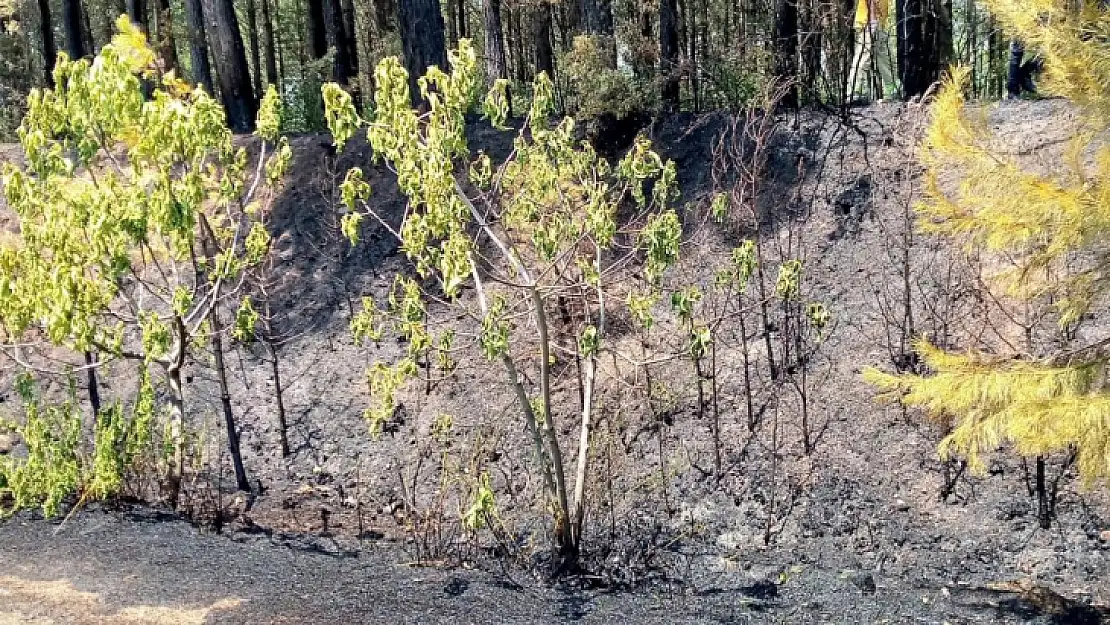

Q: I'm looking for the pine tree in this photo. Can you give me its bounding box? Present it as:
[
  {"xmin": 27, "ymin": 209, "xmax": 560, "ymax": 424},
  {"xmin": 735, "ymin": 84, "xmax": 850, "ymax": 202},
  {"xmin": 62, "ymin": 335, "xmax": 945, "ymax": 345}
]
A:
[{"xmin": 866, "ymin": 0, "xmax": 1110, "ymax": 487}]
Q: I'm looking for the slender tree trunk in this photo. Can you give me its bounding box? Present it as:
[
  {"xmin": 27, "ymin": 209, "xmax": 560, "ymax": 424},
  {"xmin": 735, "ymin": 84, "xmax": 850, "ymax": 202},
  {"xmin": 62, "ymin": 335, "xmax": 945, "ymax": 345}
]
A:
[
  {"xmin": 202, "ymin": 0, "xmax": 258, "ymax": 131},
  {"xmin": 247, "ymin": 0, "xmax": 262, "ymax": 96},
  {"xmin": 897, "ymin": 0, "xmax": 930, "ymax": 97},
  {"xmin": 84, "ymin": 351, "xmax": 101, "ymax": 419},
  {"xmin": 183, "ymin": 0, "xmax": 216, "ymax": 94},
  {"xmin": 260, "ymin": 0, "xmax": 279, "ymax": 87},
  {"xmin": 37, "ymin": 0, "xmax": 57, "ymax": 84},
  {"xmin": 62, "ymin": 0, "xmax": 87, "ymax": 59},
  {"xmin": 772, "ymin": 0, "xmax": 798, "ymax": 107},
  {"xmin": 397, "ymin": 0, "xmax": 447, "ymax": 104},
  {"xmin": 80, "ymin": 1, "xmax": 94, "ymax": 55},
  {"xmin": 660, "ymin": 0, "xmax": 680, "ymax": 109},
  {"xmin": 209, "ymin": 306, "xmax": 251, "ymax": 492},
  {"xmin": 154, "ymin": 0, "xmax": 179, "ymax": 73},
  {"xmin": 533, "ymin": 2, "xmax": 554, "ymax": 78},
  {"xmin": 262, "ymin": 300, "xmax": 290, "ymax": 457},
  {"xmin": 374, "ymin": 0, "xmax": 396, "ymax": 33},
  {"xmin": 164, "ymin": 319, "xmax": 188, "ymax": 509}
]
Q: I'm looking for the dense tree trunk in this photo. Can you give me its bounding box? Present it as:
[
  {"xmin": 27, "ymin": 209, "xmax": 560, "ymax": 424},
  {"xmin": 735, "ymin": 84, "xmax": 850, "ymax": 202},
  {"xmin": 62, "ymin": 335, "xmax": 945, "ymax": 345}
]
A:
[
  {"xmin": 659, "ymin": 0, "xmax": 680, "ymax": 109},
  {"xmin": 154, "ymin": 0, "xmax": 179, "ymax": 73},
  {"xmin": 202, "ymin": 0, "xmax": 258, "ymax": 131},
  {"xmin": 534, "ymin": 2, "xmax": 554, "ymax": 78},
  {"xmin": 247, "ymin": 0, "xmax": 263, "ymax": 96},
  {"xmin": 397, "ymin": 0, "xmax": 447, "ymax": 104},
  {"xmin": 183, "ymin": 0, "xmax": 216, "ymax": 94},
  {"xmin": 61, "ymin": 0, "xmax": 87, "ymax": 59},
  {"xmin": 307, "ymin": 0, "xmax": 328, "ymax": 59},
  {"xmin": 325, "ymin": 0, "xmax": 353, "ymax": 83},
  {"xmin": 36, "ymin": 0, "xmax": 57, "ymax": 84},
  {"xmin": 771, "ymin": 0, "xmax": 798, "ymax": 107},
  {"xmin": 581, "ymin": 0, "xmax": 615, "ymax": 66},
  {"xmin": 80, "ymin": 1, "xmax": 94, "ymax": 55},
  {"xmin": 260, "ymin": 0, "xmax": 279, "ymax": 87},
  {"xmin": 897, "ymin": 0, "xmax": 931, "ymax": 97}
]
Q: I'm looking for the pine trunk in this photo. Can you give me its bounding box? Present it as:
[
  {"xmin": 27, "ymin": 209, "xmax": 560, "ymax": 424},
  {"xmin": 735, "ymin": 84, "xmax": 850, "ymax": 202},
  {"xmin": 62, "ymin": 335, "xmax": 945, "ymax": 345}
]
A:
[
  {"xmin": 183, "ymin": 0, "xmax": 216, "ymax": 94},
  {"xmin": 62, "ymin": 0, "xmax": 87, "ymax": 59},
  {"xmin": 659, "ymin": 0, "xmax": 680, "ymax": 109},
  {"xmin": 397, "ymin": 0, "xmax": 447, "ymax": 104},
  {"xmin": 342, "ymin": 0, "xmax": 359, "ymax": 74},
  {"xmin": 37, "ymin": 0, "xmax": 57, "ymax": 85},
  {"xmin": 202, "ymin": 0, "xmax": 258, "ymax": 131}
]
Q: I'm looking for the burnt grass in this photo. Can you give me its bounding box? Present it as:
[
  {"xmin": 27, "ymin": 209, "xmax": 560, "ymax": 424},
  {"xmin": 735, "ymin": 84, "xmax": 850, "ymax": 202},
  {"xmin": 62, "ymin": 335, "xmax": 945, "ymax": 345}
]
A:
[{"xmin": 1, "ymin": 99, "xmax": 1109, "ymax": 623}]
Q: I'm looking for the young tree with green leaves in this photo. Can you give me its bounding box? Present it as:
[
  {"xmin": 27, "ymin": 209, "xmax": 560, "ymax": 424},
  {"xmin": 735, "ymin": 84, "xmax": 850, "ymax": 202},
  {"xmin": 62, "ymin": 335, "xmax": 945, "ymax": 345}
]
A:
[
  {"xmin": 322, "ymin": 41, "xmax": 688, "ymax": 566},
  {"xmin": 0, "ymin": 17, "xmax": 290, "ymax": 507}
]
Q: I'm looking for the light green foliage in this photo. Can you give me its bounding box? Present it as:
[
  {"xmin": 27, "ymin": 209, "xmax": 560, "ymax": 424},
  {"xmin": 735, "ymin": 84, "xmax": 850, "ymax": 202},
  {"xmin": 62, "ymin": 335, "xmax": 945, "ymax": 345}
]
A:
[
  {"xmin": 775, "ymin": 259, "xmax": 802, "ymax": 300},
  {"xmin": 233, "ymin": 297, "xmax": 260, "ymax": 343},
  {"xmin": 0, "ymin": 17, "xmax": 287, "ymax": 509}
]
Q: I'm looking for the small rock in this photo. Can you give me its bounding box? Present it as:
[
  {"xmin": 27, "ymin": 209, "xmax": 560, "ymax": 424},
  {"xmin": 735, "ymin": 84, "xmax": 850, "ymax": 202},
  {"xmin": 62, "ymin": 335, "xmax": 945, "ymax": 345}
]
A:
[
  {"xmin": 1099, "ymin": 530, "xmax": 1110, "ymax": 543},
  {"xmin": 0, "ymin": 433, "xmax": 13, "ymax": 454},
  {"xmin": 895, "ymin": 499, "xmax": 910, "ymax": 512},
  {"xmin": 851, "ymin": 572, "xmax": 877, "ymax": 594}
]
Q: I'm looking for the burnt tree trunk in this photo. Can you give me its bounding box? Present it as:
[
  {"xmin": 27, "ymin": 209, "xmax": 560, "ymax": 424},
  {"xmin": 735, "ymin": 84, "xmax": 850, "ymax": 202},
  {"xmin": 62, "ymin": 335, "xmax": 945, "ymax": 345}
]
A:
[
  {"xmin": 659, "ymin": 0, "xmax": 680, "ymax": 109},
  {"xmin": 307, "ymin": 0, "xmax": 328, "ymax": 59},
  {"xmin": 342, "ymin": 0, "xmax": 359, "ymax": 74},
  {"xmin": 324, "ymin": 0, "xmax": 353, "ymax": 83},
  {"xmin": 772, "ymin": 0, "xmax": 798, "ymax": 107},
  {"xmin": 533, "ymin": 2, "xmax": 554, "ymax": 78},
  {"xmin": 261, "ymin": 0, "xmax": 279, "ymax": 86},
  {"xmin": 897, "ymin": 0, "xmax": 933, "ymax": 97},
  {"xmin": 398, "ymin": 0, "xmax": 447, "ymax": 104},
  {"xmin": 183, "ymin": 0, "xmax": 216, "ymax": 93},
  {"xmin": 37, "ymin": 0, "xmax": 57, "ymax": 84},
  {"xmin": 62, "ymin": 0, "xmax": 87, "ymax": 59},
  {"xmin": 247, "ymin": 0, "xmax": 262, "ymax": 95},
  {"xmin": 202, "ymin": 0, "xmax": 258, "ymax": 131}
]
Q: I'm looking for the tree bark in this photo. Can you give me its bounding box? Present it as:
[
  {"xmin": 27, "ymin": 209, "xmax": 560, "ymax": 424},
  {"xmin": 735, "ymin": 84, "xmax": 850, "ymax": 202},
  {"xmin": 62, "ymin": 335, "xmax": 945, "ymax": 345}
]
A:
[
  {"xmin": 772, "ymin": 0, "xmax": 798, "ymax": 107},
  {"xmin": 209, "ymin": 305, "xmax": 251, "ymax": 492},
  {"xmin": 61, "ymin": 0, "xmax": 87, "ymax": 59},
  {"xmin": 202, "ymin": 0, "xmax": 258, "ymax": 131},
  {"xmin": 260, "ymin": 0, "xmax": 279, "ymax": 87},
  {"xmin": 374, "ymin": 0, "xmax": 396, "ymax": 33},
  {"xmin": 36, "ymin": 0, "xmax": 57, "ymax": 85},
  {"xmin": 897, "ymin": 0, "xmax": 931, "ymax": 97},
  {"xmin": 183, "ymin": 0, "xmax": 216, "ymax": 94},
  {"xmin": 397, "ymin": 0, "xmax": 447, "ymax": 104},
  {"xmin": 659, "ymin": 0, "xmax": 680, "ymax": 109},
  {"xmin": 247, "ymin": 0, "xmax": 263, "ymax": 96},
  {"xmin": 154, "ymin": 0, "xmax": 179, "ymax": 73},
  {"xmin": 84, "ymin": 351, "xmax": 101, "ymax": 419},
  {"xmin": 533, "ymin": 2, "xmax": 554, "ymax": 78},
  {"xmin": 342, "ymin": 0, "xmax": 359, "ymax": 74}
]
